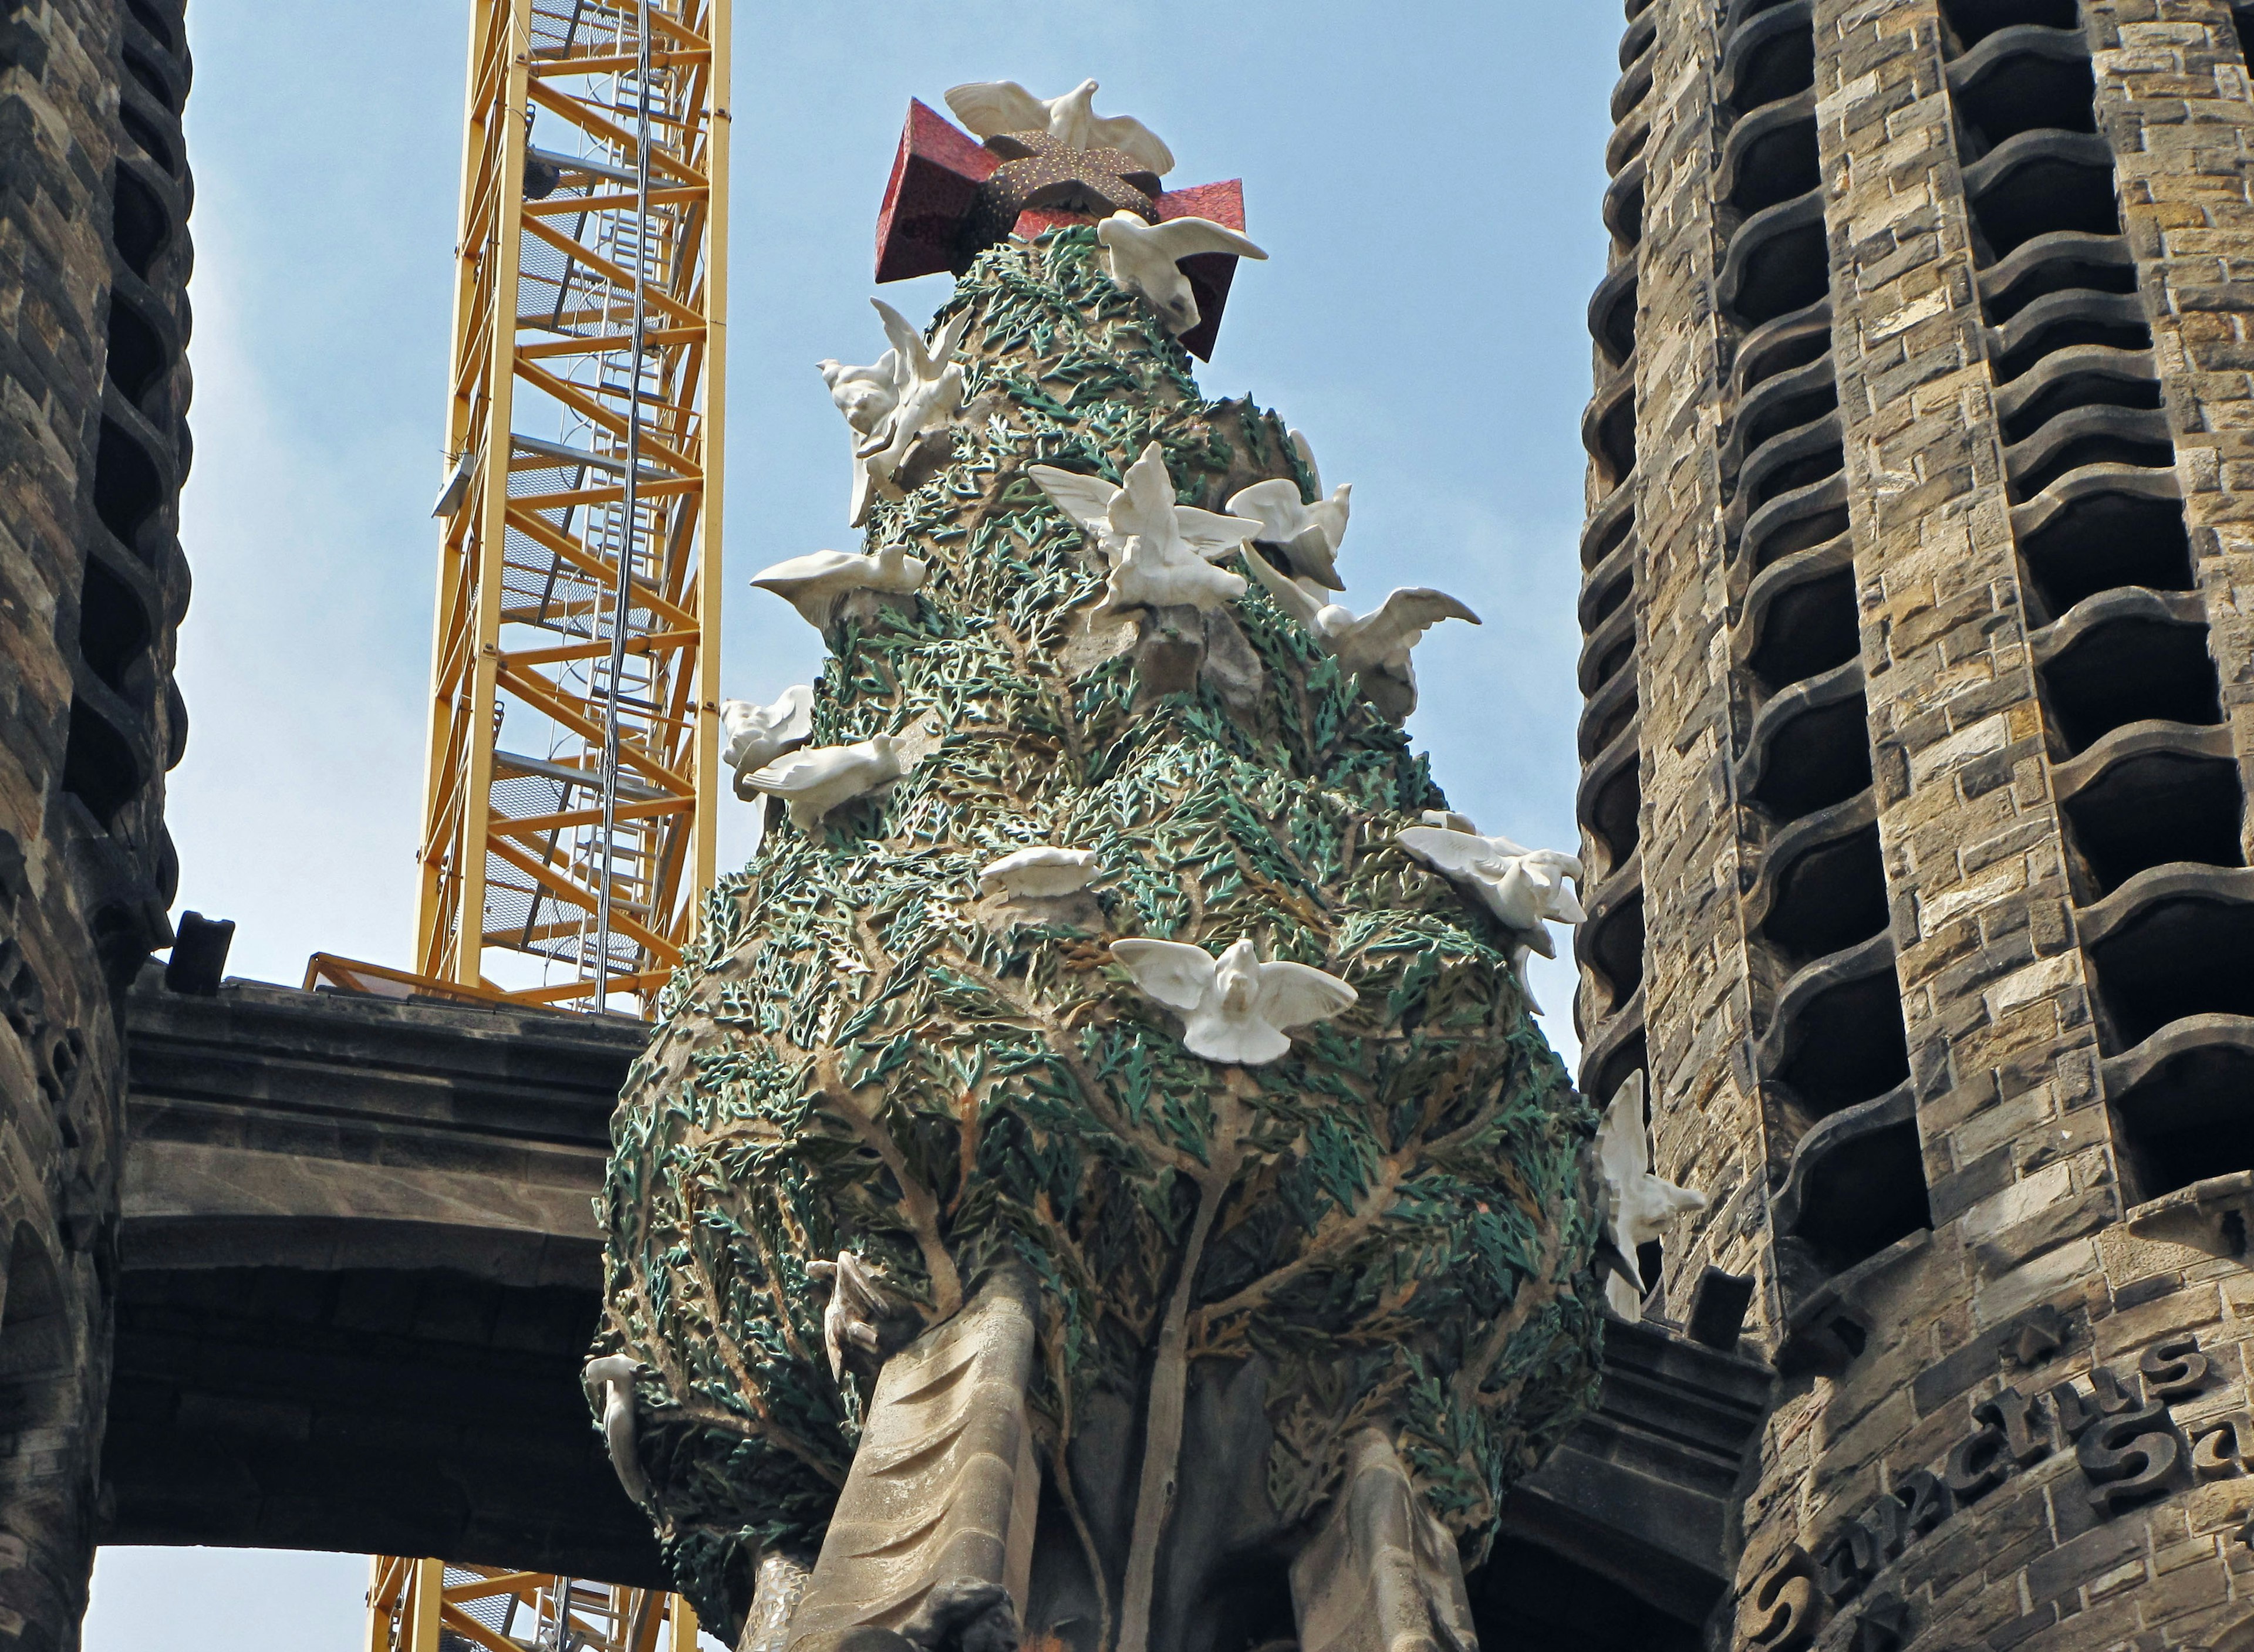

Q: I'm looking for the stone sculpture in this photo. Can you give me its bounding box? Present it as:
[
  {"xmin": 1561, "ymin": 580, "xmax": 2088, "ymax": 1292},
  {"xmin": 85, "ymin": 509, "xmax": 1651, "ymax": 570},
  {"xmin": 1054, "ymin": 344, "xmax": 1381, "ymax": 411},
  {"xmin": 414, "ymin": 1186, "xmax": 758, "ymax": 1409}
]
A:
[
  {"xmin": 821, "ymin": 300, "xmax": 970, "ymax": 526},
  {"xmin": 1111, "ymin": 935, "xmax": 1357, "ymax": 1066},
  {"xmin": 1396, "ymin": 816, "xmax": 1587, "ymax": 950},
  {"xmin": 1225, "ymin": 435, "xmax": 1351, "ymax": 591},
  {"xmin": 596, "ymin": 161, "xmax": 1605, "ymax": 1652},
  {"xmin": 1094, "ymin": 212, "xmax": 1268, "ymax": 337},
  {"xmin": 581, "ymin": 1354, "xmax": 653, "ymax": 1513},
  {"xmin": 1594, "ymin": 1074, "xmax": 1706, "ymax": 1320},
  {"xmin": 738, "ymin": 734, "xmax": 913, "ymax": 828},
  {"xmin": 944, "ymin": 78, "xmax": 1176, "ymax": 177},
  {"xmin": 1030, "ymin": 441, "xmax": 1260, "ymax": 617},
  {"xmin": 722, "ymin": 687, "xmax": 817, "ymax": 793},
  {"xmin": 805, "ymin": 1251, "xmax": 895, "ymax": 1381},
  {"xmin": 1243, "ymin": 549, "xmax": 1480, "ymax": 722},
  {"xmin": 751, "ymin": 547, "xmax": 930, "ymax": 631},
  {"xmin": 977, "ymin": 847, "xmax": 1098, "ymax": 899}
]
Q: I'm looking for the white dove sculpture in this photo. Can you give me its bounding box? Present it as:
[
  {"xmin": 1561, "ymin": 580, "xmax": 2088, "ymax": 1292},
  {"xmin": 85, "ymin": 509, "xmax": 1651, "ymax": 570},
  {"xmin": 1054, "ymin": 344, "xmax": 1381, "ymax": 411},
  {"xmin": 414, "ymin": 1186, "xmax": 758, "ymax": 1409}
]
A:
[
  {"xmin": 943, "ymin": 78, "xmax": 1175, "ymax": 175},
  {"xmin": 1596, "ymin": 1073, "xmax": 1707, "ymax": 1320},
  {"xmin": 740, "ymin": 734, "xmax": 912, "ymax": 829},
  {"xmin": 1095, "ymin": 211, "xmax": 1268, "ymax": 337},
  {"xmin": 816, "ymin": 352, "xmax": 897, "ymax": 444},
  {"xmin": 1112, "ymin": 936, "xmax": 1356, "ymax": 1066},
  {"xmin": 750, "ymin": 546, "xmax": 927, "ymax": 631},
  {"xmin": 721, "ymin": 685, "xmax": 815, "ymax": 796},
  {"xmin": 581, "ymin": 1354, "xmax": 653, "ymax": 1508},
  {"xmin": 819, "ymin": 299, "xmax": 970, "ymax": 526},
  {"xmin": 1243, "ymin": 547, "xmax": 1479, "ymax": 722},
  {"xmin": 1225, "ymin": 435, "xmax": 1351, "ymax": 591},
  {"xmin": 807, "ymin": 1251, "xmax": 891, "ymax": 1380},
  {"xmin": 1396, "ymin": 815, "xmax": 1587, "ymax": 954},
  {"xmin": 979, "ymin": 846, "xmax": 1098, "ymax": 900},
  {"xmin": 1030, "ymin": 440, "xmax": 1261, "ymax": 619}
]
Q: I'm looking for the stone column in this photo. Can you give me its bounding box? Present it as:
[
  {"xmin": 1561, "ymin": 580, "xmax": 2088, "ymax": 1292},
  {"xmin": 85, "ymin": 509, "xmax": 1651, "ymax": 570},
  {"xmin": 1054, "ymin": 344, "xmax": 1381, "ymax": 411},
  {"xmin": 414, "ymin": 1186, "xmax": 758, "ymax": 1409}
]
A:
[
  {"xmin": 2087, "ymin": 0, "xmax": 2254, "ymax": 810},
  {"xmin": 1621, "ymin": 0, "xmax": 1783, "ymax": 1315}
]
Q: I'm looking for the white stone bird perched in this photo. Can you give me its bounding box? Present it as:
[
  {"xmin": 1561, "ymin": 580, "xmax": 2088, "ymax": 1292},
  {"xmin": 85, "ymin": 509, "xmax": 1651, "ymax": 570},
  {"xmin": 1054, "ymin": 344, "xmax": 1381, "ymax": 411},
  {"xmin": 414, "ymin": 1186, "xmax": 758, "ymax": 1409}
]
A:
[
  {"xmin": 818, "ymin": 299, "xmax": 969, "ymax": 526},
  {"xmin": 943, "ymin": 77, "xmax": 1175, "ymax": 175},
  {"xmin": 750, "ymin": 546, "xmax": 927, "ymax": 631},
  {"xmin": 1243, "ymin": 549, "xmax": 1479, "ymax": 722},
  {"xmin": 806, "ymin": 1251, "xmax": 892, "ymax": 1380},
  {"xmin": 1112, "ymin": 937, "xmax": 1356, "ymax": 1066},
  {"xmin": 1596, "ymin": 1073, "xmax": 1707, "ymax": 1320},
  {"xmin": 1395, "ymin": 816, "xmax": 1587, "ymax": 954},
  {"xmin": 1030, "ymin": 440, "xmax": 1261, "ymax": 619},
  {"xmin": 740, "ymin": 734, "xmax": 912, "ymax": 829},
  {"xmin": 1226, "ymin": 435, "xmax": 1351, "ymax": 591},
  {"xmin": 581, "ymin": 1354, "xmax": 653, "ymax": 1509},
  {"xmin": 1095, "ymin": 212, "xmax": 1268, "ymax": 337},
  {"xmin": 721, "ymin": 685, "xmax": 815, "ymax": 797},
  {"xmin": 978, "ymin": 846, "xmax": 1098, "ymax": 900}
]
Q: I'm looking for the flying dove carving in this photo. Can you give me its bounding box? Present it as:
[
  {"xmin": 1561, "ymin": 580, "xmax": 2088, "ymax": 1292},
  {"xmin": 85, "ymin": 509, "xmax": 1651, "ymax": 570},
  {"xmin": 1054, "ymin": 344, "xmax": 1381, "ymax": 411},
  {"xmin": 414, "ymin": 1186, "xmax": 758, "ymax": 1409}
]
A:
[
  {"xmin": 1095, "ymin": 211, "xmax": 1268, "ymax": 337},
  {"xmin": 1030, "ymin": 440, "xmax": 1260, "ymax": 619},
  {"xmin": 806, "ymin": 1251, "xmax": 892, "ymax": 1380},
  {"xmin": 1225, "ymin": 433, "xmax": 1351, "ymax": 591},
  {"xmin": 819, "ymin": 299, "xmax": 970, "ymax": 526},
  {"xmin": 1243, "ymin": 549, "xmax": 1479, "ymax": 722},
  {"xmin": 721, "ymin": 685, "xmax": 815, "ymax": 796},
  {"xmin": 582, "ymin": 1354, "xmax": 653, "ymax": 1509},
  {"xmin": 1112, "ymin": 936, "xmax": 1356, "ymax": 1066},
  {"xmin": 749, "ymin": 546, "xmax": 927, "ymax": 631},
  {"xmin": 1595, "ymin": 1073, "xmax": 1706, "ymax": 1320},
  {"xmin": 740, "ymin": 734, "xmax": 912, "ymax": 829},
  {"xmin": 979, "ymin": 846, "xmax": 1098, "ymax": 900},
  {"xmin": 1396, "ymin": 816, "xmax": 1586, "ymax": 954},
  {"xmin": 943, "ymin": 77, "xmax": 1176, "ymax": 175}
]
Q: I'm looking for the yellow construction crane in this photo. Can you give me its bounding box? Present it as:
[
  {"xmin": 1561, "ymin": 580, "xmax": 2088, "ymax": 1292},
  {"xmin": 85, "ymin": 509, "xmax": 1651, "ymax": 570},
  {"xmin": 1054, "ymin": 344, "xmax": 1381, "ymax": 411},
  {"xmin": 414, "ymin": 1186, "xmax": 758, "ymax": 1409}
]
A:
[
  {"xmin": 367, "ymin": 1561, "xmax": 698, "ymax": 1652},
  {"xmin": 365, "ymin": 0, "xmax": 727, "ymax": 1638},
  {"xmin": 412, "ymin": 0, "xmax": 728, "ymax": 1015}
]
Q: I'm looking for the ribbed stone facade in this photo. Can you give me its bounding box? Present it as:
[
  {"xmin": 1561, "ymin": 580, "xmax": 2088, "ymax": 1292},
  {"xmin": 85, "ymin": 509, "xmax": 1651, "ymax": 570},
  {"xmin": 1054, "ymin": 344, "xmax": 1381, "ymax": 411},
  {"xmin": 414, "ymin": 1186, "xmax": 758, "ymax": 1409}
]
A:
[
  {"xmin": 1, "ymin": 0, "xmax": 189, "ymax": 1646},
  {"xmin": 1581, "ymin": 1, "xmax": 2254, "ymax": 1647}
]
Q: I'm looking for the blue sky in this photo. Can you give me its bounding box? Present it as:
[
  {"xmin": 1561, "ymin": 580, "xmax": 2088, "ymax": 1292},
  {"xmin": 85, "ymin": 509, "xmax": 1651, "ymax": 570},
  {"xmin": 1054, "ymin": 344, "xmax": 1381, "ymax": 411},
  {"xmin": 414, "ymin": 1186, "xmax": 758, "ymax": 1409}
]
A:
[{"xmin": 99, "ymin": 3, "xmax": 1619, "ymax": 1644}]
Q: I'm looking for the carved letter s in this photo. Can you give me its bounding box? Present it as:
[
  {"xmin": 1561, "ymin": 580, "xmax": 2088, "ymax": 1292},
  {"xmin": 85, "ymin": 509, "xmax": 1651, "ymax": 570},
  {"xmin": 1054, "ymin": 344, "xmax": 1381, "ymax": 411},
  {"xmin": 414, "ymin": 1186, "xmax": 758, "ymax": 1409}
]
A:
[
  {"xmin": 2077, "ymin": 1400, "xmax": 2186, "ymax": 1515},
  {"xmin": 1742, "ymin": 1545, "xmax": 1823, "ymax": 1652}
]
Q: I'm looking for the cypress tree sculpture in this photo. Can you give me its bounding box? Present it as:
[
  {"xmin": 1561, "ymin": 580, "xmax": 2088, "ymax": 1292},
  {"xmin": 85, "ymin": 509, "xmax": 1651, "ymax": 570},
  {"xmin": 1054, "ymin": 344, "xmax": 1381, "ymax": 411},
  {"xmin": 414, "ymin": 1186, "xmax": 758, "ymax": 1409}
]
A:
[{"xmin": 596, "ymin": 86, "xmax": 1614, "ymax": 1652}]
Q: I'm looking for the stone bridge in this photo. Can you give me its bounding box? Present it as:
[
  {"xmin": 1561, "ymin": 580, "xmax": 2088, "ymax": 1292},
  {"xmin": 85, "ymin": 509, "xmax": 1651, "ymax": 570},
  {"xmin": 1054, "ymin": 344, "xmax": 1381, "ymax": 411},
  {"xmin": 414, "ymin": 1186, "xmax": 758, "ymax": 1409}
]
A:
[{"xmin": 109, "ymin": 975, "xmax": 1771, "ymax": 1647}]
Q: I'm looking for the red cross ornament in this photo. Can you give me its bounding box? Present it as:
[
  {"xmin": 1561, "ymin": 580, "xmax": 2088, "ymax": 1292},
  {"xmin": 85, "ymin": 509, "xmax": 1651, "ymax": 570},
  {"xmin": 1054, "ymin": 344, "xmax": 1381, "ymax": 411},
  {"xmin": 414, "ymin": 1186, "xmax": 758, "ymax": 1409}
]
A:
[{"xmin": 872, "ymin": 99, "xmax": 1250, "ymax": 362}]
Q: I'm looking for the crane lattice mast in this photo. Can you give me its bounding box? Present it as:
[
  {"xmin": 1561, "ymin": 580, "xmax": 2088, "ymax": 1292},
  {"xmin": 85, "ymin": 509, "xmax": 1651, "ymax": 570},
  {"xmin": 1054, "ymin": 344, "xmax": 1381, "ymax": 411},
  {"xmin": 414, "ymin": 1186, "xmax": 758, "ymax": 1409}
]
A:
[{"xmin": 416, "ymin": 0, "xmax": 727, "ymax": 1014}]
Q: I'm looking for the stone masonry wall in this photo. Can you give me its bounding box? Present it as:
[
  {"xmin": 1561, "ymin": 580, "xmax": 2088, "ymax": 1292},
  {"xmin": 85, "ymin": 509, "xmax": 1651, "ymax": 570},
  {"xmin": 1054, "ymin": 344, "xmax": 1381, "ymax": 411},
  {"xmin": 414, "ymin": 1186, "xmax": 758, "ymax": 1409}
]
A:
[
  {"xmin": 1708, "ymin": 2, "xmax": 2254, "ymax": 1650},
  {"xmin": 1627, "ymin": 0, "xmax": 1783, "ymax": 1329},
  {"xmin": 2089, "ymin": 0, "xmax": 2254, "ymax": 817},
  {"xmin": 0, "ymin": 0, "xmax": 189, "ymax": 1647}
]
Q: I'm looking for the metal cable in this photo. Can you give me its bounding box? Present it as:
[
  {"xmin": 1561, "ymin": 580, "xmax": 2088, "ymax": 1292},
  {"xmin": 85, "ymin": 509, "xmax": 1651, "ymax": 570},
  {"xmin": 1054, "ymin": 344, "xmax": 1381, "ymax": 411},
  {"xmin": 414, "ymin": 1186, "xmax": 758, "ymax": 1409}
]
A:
[{"xmin": 592, "ymin": 0, "xmax": 653, "ymax": 1009}]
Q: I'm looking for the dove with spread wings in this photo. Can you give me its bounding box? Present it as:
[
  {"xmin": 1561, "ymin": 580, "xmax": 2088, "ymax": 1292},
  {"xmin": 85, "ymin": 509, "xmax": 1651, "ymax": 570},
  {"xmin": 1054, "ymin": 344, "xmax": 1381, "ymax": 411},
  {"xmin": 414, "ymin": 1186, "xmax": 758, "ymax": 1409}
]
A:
[
  {"xmin": 1595, "ymin": 1073, "xmax": 1706, "ymax": 1318},
  {"xmin": 1112, "ymin": 937, "xmax": 1357, "ymax": 1066},
  {"xmin": 750, "ymin": 545, "xmax": 927, "ymax": 631},
  {"xmin": 1095, "ymin": 212, "xmax": 1268, "ymax": 337},
  {"xmin": 720, "ymin": 685, "xmax": 815, "ymax": 795},
  {"xmin": 1225, "ymin": 429, "xmax": 1351, "ymax": 590},
  {"xmin": 818, "ymin": 299, "xmax": 969, "ymax": 526},
  {"xmin": 1241, "ymin": 545, "xmax": 1479, "ymax": 722},
  {"xmin": 1395, "ymin": 816, "xmax": 1587, "ymax": 948},
  {"xmin": 1029, "ymin": 440, "xmax": 1261, "ymax": 618},
  {"xmin": 943, "ymin": 77, "xmax": 1176, "ymax": 175},
  {"xmin": 740, "ymin": 735, "xmax": 912, "ymax": 829}
]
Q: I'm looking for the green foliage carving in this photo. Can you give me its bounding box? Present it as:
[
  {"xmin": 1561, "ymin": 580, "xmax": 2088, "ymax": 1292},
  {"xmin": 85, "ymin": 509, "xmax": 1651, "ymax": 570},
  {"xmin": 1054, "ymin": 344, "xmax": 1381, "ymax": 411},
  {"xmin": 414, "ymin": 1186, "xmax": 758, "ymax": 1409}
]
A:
[{"xmin": 598, "ymin": 228, "xmax": 1604, "ymax": 1637}]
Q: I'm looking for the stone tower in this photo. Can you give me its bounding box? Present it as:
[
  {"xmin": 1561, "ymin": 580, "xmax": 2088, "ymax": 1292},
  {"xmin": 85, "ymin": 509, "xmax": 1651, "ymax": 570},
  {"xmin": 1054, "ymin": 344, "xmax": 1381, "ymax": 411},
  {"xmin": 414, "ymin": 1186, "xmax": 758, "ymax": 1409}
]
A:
[
  {"xmin": 1579, "ymin": 0, "xmax": 2254, "ymax": 1647},
  {"xmin": 1, "ymin": 0, "xmax": 192, "ymax": 1646}
]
